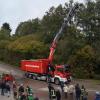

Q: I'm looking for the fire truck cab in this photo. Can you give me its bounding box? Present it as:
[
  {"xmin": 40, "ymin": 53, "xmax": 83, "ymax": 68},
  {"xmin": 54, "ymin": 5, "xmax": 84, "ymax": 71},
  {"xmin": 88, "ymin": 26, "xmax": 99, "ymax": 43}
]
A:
[{"xmin": 52, "ymin": 65, "xmax": 71, "ymax": 84}]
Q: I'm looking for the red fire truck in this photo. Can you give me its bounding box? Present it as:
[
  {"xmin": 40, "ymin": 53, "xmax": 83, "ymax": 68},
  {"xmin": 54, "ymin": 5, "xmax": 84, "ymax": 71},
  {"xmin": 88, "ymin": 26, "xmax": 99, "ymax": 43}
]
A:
[{"xmin": 21, "ymin": 4, "xmax": 78, "ymax": 84}]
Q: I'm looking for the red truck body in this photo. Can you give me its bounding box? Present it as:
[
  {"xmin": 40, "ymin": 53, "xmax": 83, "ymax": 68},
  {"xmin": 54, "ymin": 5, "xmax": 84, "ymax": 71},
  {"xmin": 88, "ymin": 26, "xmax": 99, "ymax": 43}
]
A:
[
  {"xmin": 21, "ymin": 59, "xmax": 49, "ymax": 74},
  {"xmin": 21, "ymin": 59, "xmax": 72, "ymax": 84}
]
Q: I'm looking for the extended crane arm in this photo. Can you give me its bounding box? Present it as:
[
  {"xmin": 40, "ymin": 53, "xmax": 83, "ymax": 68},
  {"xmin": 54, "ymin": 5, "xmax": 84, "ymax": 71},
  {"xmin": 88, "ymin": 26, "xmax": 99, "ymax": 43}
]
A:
[{"xmin": 48, "ymin": 3, "xmax": 79, "ymax": 62}]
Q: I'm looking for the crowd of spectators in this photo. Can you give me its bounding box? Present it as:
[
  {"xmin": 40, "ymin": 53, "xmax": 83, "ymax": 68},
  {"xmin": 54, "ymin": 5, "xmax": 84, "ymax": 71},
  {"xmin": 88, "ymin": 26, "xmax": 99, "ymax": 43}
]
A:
[{"xmin": 0, "ymin": 73, "xmax": 100, "ymax": 100}]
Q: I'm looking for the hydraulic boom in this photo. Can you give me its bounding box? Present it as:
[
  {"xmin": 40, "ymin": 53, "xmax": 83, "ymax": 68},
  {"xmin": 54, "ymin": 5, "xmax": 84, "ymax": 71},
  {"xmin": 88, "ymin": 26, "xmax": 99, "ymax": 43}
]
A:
[{"xmin": 48, "ymin": 3, "xmax": 79, "ymax": 62}]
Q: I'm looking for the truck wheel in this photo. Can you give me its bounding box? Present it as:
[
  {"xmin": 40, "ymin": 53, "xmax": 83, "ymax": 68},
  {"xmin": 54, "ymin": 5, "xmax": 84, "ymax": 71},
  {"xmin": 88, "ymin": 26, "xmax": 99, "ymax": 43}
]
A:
[
  {"xmin": 28, "ymin": 74, "xmax": 32, "ymax": 78},
  {"xmin": 32, "ymin": 75, "xmax": 37, "ymax": 80},
  {"xmin": 54, "ymin": 78, "xmax": 60, "ymax": 85},
  {"xmin": 26, "ymin": 73, "xmax": 30, "ymax": 78},
  {"xmin": 24, "ymin": 73, "xmax": 27, "ymax": 77}
]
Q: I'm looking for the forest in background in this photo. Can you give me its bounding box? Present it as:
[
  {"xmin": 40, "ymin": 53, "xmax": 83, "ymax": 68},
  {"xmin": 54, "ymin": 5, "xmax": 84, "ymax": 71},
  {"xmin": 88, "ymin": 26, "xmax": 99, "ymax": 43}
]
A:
[{"xmin": 0, "ymin": 0, "xmax": 100, "ymax": 79}]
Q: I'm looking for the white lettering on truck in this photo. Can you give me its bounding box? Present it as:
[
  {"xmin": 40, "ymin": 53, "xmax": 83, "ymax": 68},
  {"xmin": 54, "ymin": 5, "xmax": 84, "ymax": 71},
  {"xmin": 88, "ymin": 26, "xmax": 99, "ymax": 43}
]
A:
[{"xmin": 25, "ymin": 65, "xmax": 39, "ymax": 68}]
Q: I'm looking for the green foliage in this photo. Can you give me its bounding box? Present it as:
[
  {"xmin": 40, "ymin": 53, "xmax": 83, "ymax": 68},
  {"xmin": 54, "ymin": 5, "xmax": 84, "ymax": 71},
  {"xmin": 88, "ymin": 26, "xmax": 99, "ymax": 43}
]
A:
[
  {"xmin": 15, "ymin": 18, "xmax": 41, "ymax": 36},
  {"xmin": 68, "ymin": 45, "xmax": 96, "ymax": 78},
  {"xmin": 1, "ymin": 23, "xmax": 11, "ymax": 32},
  {"xmin": 0, "ymin": 40, "xmax": 10, "ymax": 49},
  {"xmin": 41, "ymin": 5, "xmax": 66, "ymax": 43},
  {"xmin": 7, "ymin": 34, "xmax": 49, "ymax": 58},
  {"xmin": 0, "ymin": 29, "xmax": 10, "ymax": 40},
  {"xmin": 0, "ymin": 23, "xmax": 11, "ymax": 40}
]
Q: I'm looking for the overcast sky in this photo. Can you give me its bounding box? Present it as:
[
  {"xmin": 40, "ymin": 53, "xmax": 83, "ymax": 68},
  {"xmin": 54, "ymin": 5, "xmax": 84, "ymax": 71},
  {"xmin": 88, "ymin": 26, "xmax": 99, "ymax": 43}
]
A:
[{"xmin": 0, "ymin": 0, "xmax": 84, "ymax": 33}]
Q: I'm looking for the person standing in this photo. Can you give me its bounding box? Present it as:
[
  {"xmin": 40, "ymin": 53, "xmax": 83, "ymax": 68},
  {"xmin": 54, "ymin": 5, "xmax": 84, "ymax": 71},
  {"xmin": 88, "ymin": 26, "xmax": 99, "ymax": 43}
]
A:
[
  {"xmin": 60, "ymin": 81, "xmax": 64, "ymax": 92},
  {"xmin": 56, "ymin": 89, "xmax": 61, "ymax": 100},
  {"xmin": 27, "ymin": 93, "xmax": 34, "ymax": 100},
  {"xmin": 20, "ymin": 92, "xmax": 27, "ymax": 100},
  {"xmin": 75, "ymin": 83, "xmax": 81, "ymax": 100},
  {"xmin": 18, "ymin": 84, "xmax": 24, "ymax": 99},
  {"xmin": 51, "ymin": 88, "xmax": 56, "ymax": 100},
  {"xmin": 13, "ymin": 81, "xmax": 18, "ymax": 99},
  {"xmin": 95, "ymin": 92, "xmax": 100, "ymax": 100},
  {"xmin": 34, "ymin": 97, "xmax": 39, "ymax": 100},
  {"xmin": 27, "ymin": 88, "xmax": 34, "ymax": 100},
  {"xmin": 26, "ymin": 86, "xmax": 33, "ymax": 96},
  {"xmin": 68, "ymin": 83, "xmax": 75, "ymax": 100},
  {"xmin": 48, "ymin": 83, "xmax": 53, "ymax": 99},
  {"xmin": 6, "ymin": 81, "xmax": 11, "ymax": 97},
  {"xmin": 81, "ymin": 85, "xmax": 88, "ymax": 100},
  {"xmin": 48, "ymin": 83, "xmax": 56, "ymax": 100},
  {"xmin": 13, "ymin": 81, "xmax": 17, "ymax": 90},
  {"xmin": 13, "ymin": 90, "xmax": 17, "ymax": 100},
  {"xmin": 0, "ymin": 80, "xmax": 6, "ymax": 96},
  {"xmin": 63, "ymin": 83, "xmax": 69, "ymax": 98}
]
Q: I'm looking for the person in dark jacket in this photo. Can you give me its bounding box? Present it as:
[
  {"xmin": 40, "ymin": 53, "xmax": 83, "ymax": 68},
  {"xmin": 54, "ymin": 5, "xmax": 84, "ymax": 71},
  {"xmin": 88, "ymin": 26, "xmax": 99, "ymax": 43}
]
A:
[
  {"xmin": 56, "ymin": 90, "xmax": 61, "ymax": 100},
  {"xmin": 48, "ymin": 83, "xmax": 52, "ymax": 99},
  {"xmin": 13, "ymin": 81, "xmax": 17, "ymax": 99},
  {"xmin": 60, "ymin": 81, "xmax": 64, "ymax": 92},
  {"xmin": 6, "ymin": 81, "xmax": 11, "ymax": 97},
  {"xmin": 48, "ymin": 83, "xmax": 55, "ymax": 100},
  {"xmin": 34, "ymin": 97, "xmax": 39, "ymax": 100},
  {"xmin": 95, "ymin": 92, "xmax": 100, "ymax": 100},
  {"xmin": 75, "ymin": 83, "xmax": 81, "ymax": 100},
  {"xmin": 18, "ymin": 84, "xmax": 24, "ymax": 98},
  {"xmin": 0, "ymin": 80, "xmax": 6, "ymax": 95}
]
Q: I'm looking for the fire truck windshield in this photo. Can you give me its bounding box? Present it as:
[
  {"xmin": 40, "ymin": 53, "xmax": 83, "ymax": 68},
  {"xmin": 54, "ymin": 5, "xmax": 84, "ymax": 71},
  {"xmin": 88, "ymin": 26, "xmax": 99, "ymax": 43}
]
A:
[
  {"xmin": 57, "ymin": 68, "xmax": 64, "ymax": 73},
  {"xmin": 56, "ymin": 65, "xmax": 70, "ymax": 73}
]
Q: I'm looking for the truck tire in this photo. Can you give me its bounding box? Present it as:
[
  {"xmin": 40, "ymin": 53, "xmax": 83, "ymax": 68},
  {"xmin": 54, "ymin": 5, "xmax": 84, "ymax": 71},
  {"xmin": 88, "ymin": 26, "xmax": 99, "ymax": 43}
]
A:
[
  {"xmin": 28, "ymin": 74, "xmax": 32, "ymax": 78},
  {"xmin": 32, "ymin": 75, "xmax": 37, "ymax": 80},
  {"xmin": 54, "ymin": 78, "xmax": 60, "ymax": 85},
  {"xmin": 24, "ymin": 73, "xmax": 28, "ymax": 78},
  {"xmin": 26, "ymin": 73, "xmax": 30, "ymax": 78}
]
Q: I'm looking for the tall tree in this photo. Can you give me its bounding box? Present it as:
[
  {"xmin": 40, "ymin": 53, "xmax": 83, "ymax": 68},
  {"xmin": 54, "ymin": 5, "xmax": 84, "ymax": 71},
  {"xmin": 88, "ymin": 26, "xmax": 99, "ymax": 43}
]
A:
[
  {"xmin": 15, "ymin": 18, "xmax": 41, "ymax": 36},
  {"xmin": 0, "ymin": 23, "xmax": 11, "ymax": 40},
  {"xmin": 1, "ymin": 23, "xmax": 11, "ymax": 32}
]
